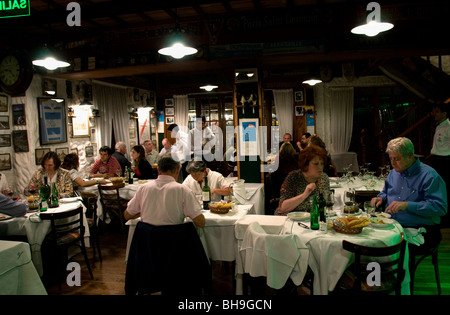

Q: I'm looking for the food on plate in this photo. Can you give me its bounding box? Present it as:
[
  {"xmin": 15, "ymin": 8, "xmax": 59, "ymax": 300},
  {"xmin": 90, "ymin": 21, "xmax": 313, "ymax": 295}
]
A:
[
  {"xmin": 376, "ymin": 212, "xmax": 391, "ymax": 218},
  {"xmin": 27, "ymin": 196, "xmax": 35, "ymax": 202},
  {"xmin": 370, "ymin": 217, "xmax": 393, "ymax": 225},
  {"xmin": 110, "ymin": 177, "xmax": 124, "ymax": 184},
  {"xmin": 138, "ymin": 180, "xmax": 147, "ymax": 184}
]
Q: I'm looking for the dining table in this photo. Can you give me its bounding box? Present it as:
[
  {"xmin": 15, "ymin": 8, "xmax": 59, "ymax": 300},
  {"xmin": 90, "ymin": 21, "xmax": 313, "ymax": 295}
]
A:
[
  {"xmin": 0, "ymin": 200, "xmax": 88, "ymax": 276},
  {"xmin": 0, "ymin": 240, "xmax": 47, "ymax": 295},
  {"xmin": 223, "ymin": 177, "xmax": 265, "ymax": 215},
  {"xmin": 125, "ymin": 204, "xmax": 254, "ymax": 263}
]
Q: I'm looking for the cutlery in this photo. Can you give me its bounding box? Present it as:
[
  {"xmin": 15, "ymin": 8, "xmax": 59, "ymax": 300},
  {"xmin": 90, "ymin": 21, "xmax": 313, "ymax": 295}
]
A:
[{"xmin": 298, "ymin": 222, "xmax": 310, "ymax": 229}]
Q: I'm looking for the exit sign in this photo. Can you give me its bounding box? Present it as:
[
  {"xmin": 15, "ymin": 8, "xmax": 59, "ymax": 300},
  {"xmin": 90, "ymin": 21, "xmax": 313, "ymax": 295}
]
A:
[{"xmin": 0, "ymin": 0, "xmax": 30, "ymax": 18}]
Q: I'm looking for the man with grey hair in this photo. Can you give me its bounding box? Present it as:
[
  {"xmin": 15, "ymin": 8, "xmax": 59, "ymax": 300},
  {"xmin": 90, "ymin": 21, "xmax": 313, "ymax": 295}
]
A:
[
  {"xmin": 371, "ymin": 137, "xmax": 447, "ymax": 253},
  {"xmin": 124, "ymin": 153, "xmax": 205, "ymax": 228},
  {"xmin": 112, "ymin": 141, "xmax": 131, "ymax": 176}
]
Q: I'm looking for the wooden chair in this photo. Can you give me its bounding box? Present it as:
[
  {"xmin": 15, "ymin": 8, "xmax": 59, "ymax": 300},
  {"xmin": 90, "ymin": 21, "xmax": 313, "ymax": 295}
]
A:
[
  {"xmin": 81, "ymin": 191, "xmax": 102, "ymax": 262},
  {"xmin": 409, "ymin": 241, "xmax": 441, "ymax": 295},
  {"xmin": 98, "ymin": 183, "xmax": 127, "ymax": 233},
  {"xmin": 41, "ymin": 206, "xmax": 93, "ymax": 290},
  {"xmin": 333, "ymin": 232, "xmax": 406, "ymax": 295}
]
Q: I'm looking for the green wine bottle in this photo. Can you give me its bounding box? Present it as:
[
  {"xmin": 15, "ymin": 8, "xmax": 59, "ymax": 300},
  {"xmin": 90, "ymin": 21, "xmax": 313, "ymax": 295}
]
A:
[
  {"xmin": 39, "ymin": 177, "xmax": 50, "ymax": 212},
  {"xmin": 318, "ymin": 189, "xmax": 326, "ymax": 222},
  {"xmin": 310, "ymin": 195, "xmax": 320, "ymax": 230},
  {"xmin": 48, "ymin": 182, "xmax": 59, "ymax": 208}
]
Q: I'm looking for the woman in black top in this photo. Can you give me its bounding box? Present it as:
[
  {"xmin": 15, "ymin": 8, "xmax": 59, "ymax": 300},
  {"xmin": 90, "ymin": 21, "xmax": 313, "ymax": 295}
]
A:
[{"xmin": 131, "ymin": 145, "xmax": 154, "ymax": 179}]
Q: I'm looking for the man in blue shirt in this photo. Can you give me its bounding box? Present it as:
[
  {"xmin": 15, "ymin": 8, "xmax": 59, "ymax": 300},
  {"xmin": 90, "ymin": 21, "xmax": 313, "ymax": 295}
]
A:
[
  {"xmin": 0, "ymin": 193, "xmax": 28, "ymax": 217},
  {"xmin": 372, "ymin": 137, "xmax": 447, "ymax": 252}
]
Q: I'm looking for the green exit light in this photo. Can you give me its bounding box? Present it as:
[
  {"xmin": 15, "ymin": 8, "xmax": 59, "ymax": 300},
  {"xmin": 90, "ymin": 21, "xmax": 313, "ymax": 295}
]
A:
[{"xmin": 0, "ymin": 0, "xmax": 30, "ymax": 19}]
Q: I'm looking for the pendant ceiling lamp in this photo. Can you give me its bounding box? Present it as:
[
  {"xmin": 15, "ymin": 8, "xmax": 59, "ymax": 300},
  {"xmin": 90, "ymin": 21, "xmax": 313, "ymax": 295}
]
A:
[
  {"xmin": 200, "ymin": 85, "xmax": 218, "ymax": 91},
  {"xmin": 158, "ymin": 18, "xmax": 198, "ymax": 59},
  {"xmin": 32, "ymin": 45, "xmax": 70, "ymax": 71},
  {"xmin": 351, "ymin": 2, "xmax": 394, "ymax": 37}
]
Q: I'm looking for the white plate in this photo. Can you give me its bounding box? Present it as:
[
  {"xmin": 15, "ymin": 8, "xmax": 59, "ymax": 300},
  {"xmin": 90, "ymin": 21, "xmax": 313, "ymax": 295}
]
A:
[
  {"xmin": 59, "ymin": 197, "xmax": 79, "ymax": 203},
  {"xmin": 0, "ymin": 213, "xmax": 12, "ymax": 221},
  {"xmin": 326, "ymin": 210, "xmax": 338, "ymax": 217},
  {"xmin": 287, "ymin": 211, "xmax": 310, "ymax": 221},
  {"xmin": 376, "ymin": 212, "xmax": 392, "ymax": 219},
  {"xmin": 370, "ymin": 217, "xmax": 394, "ymax": 229}
]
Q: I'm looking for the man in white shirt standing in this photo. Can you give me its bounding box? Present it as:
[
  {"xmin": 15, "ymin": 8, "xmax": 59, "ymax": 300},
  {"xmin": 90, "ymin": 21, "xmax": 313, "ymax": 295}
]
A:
[
  {"xmin": 427, "ymin": 102, "xmax": 449, "ymax": 227},
  {"xmin": 168, "ymin": 123, "xmax": 190, "ymax": 180},
  {"xmin": 189, "ymin": 116, "xmax": 216, "ymax": 163},
  {"xmin": 124, "ymin": 153, "xmax": 205, "ymax": 228}
]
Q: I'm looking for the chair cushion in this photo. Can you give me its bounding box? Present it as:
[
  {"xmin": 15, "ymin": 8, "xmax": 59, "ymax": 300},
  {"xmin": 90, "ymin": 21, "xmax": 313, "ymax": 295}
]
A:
[
  {"xmin": 57, "ymin": 232, "xmax": 81, "ymax": 245},
  {"xmin": 335, "ymin": 264, "xmax": 396, "ymax": 293}
]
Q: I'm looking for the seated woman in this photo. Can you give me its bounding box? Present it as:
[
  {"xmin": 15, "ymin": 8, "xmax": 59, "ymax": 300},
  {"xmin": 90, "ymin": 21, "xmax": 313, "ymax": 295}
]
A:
[
  {"xmin": 275, "ymin": 145, "xmax": 331, "ymax": 215},
  {"xmin": 24, "ymin": 151, "xmax": 73, "ymax": 198},
  {"xmin": 62, "ymin": 153, "xmax": 107, "ymax": 189},
  {"xmin": 183, "ymin": 160, "xmax": 229, "ymax": 202},
  {"xmin": 131, "ymin": 145, "xmax": 154, "ymax": 179}
]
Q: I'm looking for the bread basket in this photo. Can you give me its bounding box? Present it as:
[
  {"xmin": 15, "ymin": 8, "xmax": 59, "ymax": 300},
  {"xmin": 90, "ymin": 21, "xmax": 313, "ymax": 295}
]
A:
[
  {"xmin": 332, "ymin": 216, "xmax": 369, "ymax": 235},
  {"xmin": 209, "ymin": 201, "xmax": 232, "ymax": 214},
  {"xmin": 110, "ymin": 177, "xmax": 124, "ymax": 185}
]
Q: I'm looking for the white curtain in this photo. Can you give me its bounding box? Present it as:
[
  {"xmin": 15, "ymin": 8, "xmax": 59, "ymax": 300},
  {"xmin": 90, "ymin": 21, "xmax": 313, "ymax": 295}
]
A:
[
  {"xmin": 329, "ymin": 87, "xmax": 354, "ymax": 153},
  {"xmin": 273, "ymin": 89, "xmax": 293, "ymax": 138},
  {"xmin": 93, "ymin": 83, "xmax": 129, "ymax": 148},
  {"xmin": 173, "ymin": 95, "xmax": 189, "ymax": 131}
]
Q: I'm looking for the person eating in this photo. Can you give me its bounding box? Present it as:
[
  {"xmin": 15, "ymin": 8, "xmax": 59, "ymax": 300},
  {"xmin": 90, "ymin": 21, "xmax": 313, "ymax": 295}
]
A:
[{"xmin": 89, "ymin": 146, "xmax": 122, "ymax": 179}]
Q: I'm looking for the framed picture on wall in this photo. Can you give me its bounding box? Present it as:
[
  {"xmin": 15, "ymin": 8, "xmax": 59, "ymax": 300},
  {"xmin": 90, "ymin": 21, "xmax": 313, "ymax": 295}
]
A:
[
  {"xmin": 0, "ymin": 95, "xmax": 7, "ymax": 112},
  {"xmin": 71, "ymin": 106, "xmax": 90, "ymax": 137},
  {"xmin": 165, "ymin": 107, "xmax": 174, "ymax": 116},
  {"xmin": 165, "ymin": 98, "xmax": 174, "ymax": 107},
  {"xmin": 56, "ymin": 147, "xmax": 69, "ymax": 161},
  {"xmin": 85, "ymin": 145, "xmax": 94, "ymax": 157},
  {"xmin": 294, "ymin": 91, "xmax": 304, "ymax": 102},
  {"xmin": 165, "ymin": 116, "xmax": 174, "ymax": 124},
  {"xmin": 0, "ymin": 153, "xmax": 11, "ymax": 170},
  {"xmin": 12, "ymin": 130, "xmax": 29, "ymax": 152},
  {"xmin": 12, "ymin": 104, "xmax": 26, "ymax": 125},
  {"xmin": 0, "ymin": 116, "xmax": 9, "ymax": 129},
  {"xmin": 35, "ymin": 148, "xmax": 51, "ymax": 165},
  {"xmin": 0, "ymin": 134, "xmax": 11, "ymax": 147},
  {"xmin": 238, "ymin": 118, "xmax": 259, "ymax": 157},
  {"xmin": 37, "ymin": 98, "xmax": 67, "ymax": 145}
]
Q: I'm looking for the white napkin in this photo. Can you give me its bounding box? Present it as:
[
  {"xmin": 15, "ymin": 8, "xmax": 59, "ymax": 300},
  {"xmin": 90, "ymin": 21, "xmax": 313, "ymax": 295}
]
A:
[{"xmin": 404, "ymin": 227, "xmax": 426, "ymax": 246}]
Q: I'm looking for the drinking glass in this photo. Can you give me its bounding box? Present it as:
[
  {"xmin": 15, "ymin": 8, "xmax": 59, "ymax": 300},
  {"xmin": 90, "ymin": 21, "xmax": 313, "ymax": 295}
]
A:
[
  {"xmin": 325, "ymin": 191, "xmax": 335, "ymax": 214},
  {"xmin": 364, "ymin": 201, "xmax": 375, "ymax": 216}
]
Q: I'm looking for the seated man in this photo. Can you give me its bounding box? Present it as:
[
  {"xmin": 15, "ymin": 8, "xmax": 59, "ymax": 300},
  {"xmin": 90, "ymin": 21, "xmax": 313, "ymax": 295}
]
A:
[
  {"xmin": 371, "ymin": 137, "xmax": 447, "ymax": 254},
  {"xmin": 112, "ymin": 141, "xmax": 131, "ymax": 177},
  {"xmin": 124, "ymin": 153, "xmax": 205, "ymax": 228},
  {"xmin": 183, "ymin": 160, "xmax": 230, "ymax": 202},
  {"xmin": 89, "ymin": 146, "xmax": 122, "ymax": 179},
  {"xmin": 0, "ymin": 193, "xmax": 28, "ymax": 217}
]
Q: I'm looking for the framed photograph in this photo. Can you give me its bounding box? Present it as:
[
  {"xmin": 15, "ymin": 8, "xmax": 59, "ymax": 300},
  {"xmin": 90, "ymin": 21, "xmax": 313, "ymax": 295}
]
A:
[
  {"xmin": 295, "ymin": 91, "xmax": 304, "ymax": 102},
  {"xmin": 12, "ymin": 104, "xmax": 26, "ymax": 125},
  {"xmin": 166, "ymin": 116, "xmax": 174, "ymax": 124},
  {"xmin": 0, "ymin": 153, "xmax": 11, "ymax": 170},
  {"xmin": 295, "ymin": 105, "xmax": 305, "ymax": 116},
  {"xmin": 238, "ymin": 118, "xmax": 259, "ymax": 157},
  {"xmin": 0, "ymin": 116, "xmax": 9, "ymax": 129},
  {"xmin": 12, "ymin": 130, "xmax": 29, "ymax": 152},
  {"xmin": 35, "ymin": 148, "xmax": 50, "ymax": 165},
  {"xmin": 85, "ymin": 145, "xmax": 94, "ymax": 157},
  {"xmin": 165, "ymin": 98, "xmax": 174, "ymax": 107},
  {"xmin": 165, "ymin": 107, "xmax": 174, "ymax": 116},
  {"xmin": 0, "ymin": 95, "xmax": 7, "ymax": 112},
  {"xmin": 56, "ymin": 147, "xmax": 69, "ymax": 161},
  {"xmin": 188, "ymin": 98, "xmax": 196, "ymax": 110},
  {"xmin": 0, "ymin": 134, "xmax": 11, "ymax": 147},
  {"xmin": 42, "ymin": 78, "xmax": 57, "ymax": 96},
  {"xmin": 37, "ymin": 98, "xmax": 67, "ymax": 145},
  {"xmin": 71, "ymin": 106, "xmax": 90, "ymax": 137}
]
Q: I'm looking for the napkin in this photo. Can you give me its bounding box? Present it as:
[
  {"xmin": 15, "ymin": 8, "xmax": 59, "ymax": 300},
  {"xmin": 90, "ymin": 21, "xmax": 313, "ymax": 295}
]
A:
[{"xmin": 404, "ymin": 227, "xmax": 425, "ymax": 246}]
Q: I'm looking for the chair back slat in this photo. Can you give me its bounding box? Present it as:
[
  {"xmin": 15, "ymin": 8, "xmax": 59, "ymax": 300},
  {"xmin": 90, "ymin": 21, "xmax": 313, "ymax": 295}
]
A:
[{"xmin": 41, "ymin": 206, "xmax": 85, "ymax": 240}]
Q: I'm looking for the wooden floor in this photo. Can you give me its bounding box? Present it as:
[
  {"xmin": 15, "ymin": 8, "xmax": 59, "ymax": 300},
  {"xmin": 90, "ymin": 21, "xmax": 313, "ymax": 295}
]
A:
[{"xmin": 45, "ymin": 227, "xmax": 450, "ymax": 295}]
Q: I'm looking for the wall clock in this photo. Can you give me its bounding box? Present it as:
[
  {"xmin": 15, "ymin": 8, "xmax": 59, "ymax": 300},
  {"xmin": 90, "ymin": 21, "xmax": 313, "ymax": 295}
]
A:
[{"xmin": 0, "ymin": 50, "xmax": 34, "ymax": 96}]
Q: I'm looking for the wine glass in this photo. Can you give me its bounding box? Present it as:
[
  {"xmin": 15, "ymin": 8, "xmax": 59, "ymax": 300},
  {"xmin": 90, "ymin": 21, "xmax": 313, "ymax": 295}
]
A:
[
  {"xmin": 364, "ymin": 201, "xmax": 375, "ymax": 216},
  {"xmin": 325, "ymin": 191, "xmax": 335, "ymax": 215}
]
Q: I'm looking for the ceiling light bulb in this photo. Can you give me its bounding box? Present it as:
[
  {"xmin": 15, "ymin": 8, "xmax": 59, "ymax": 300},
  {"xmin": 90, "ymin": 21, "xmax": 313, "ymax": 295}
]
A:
[
  {"xmin": 200, "ymin": 85, "xmax": 218, "ymax": 91},
  {"xmin": 351, "ymin": 20, "xmax": 394, "ymax": 37},
  {"xmin": 32, "ymin": 57, "xmax": 70, "ymax": 70},
  {"xmin": 302, "ymin": 79, "xmax": 322, "ymax": 86},
  {"xmin": 158, "ymin": 42, "xmax": 198, "ymax": 59}
]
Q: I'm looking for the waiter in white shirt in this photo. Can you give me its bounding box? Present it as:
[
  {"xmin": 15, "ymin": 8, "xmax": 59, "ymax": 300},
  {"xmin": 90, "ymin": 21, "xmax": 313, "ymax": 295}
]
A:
[
  {"xmin": 427, "ymin": 102, "xmax": 449, "ymax": 226},
  {"xmin": 168, "ymin": 123, "xmax": 190, "ymax": 180}
]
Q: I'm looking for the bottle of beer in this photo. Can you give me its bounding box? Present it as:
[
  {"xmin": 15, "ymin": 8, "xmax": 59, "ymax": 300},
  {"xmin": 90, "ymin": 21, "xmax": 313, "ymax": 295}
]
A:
[
  {"xmin": 39, "ymin": 176, "xmax": 50, "ymax": 212},
  {"xmin": 202, "ymin": 176, "xmax": 211, "ymax": 210},
  {"xmin": 318, "ymin": 188, "xmax": 326, "ymax": 222},
  {"xmin": 310, "ymin": 195, "xmax": 320, "ymax": 230},
  {"xmin": 48, "ymin": 182, "xmax": 59, "ymax": 208}
]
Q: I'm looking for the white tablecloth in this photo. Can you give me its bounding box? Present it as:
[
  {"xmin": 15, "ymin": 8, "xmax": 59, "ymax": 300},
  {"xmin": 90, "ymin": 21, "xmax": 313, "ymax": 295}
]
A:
[
  {"xmin": 224, "ymin": 177, "xmax": 265, "ymax": 215},
  {"xmin": 125, "ymin": 204, "xmax": 253, "ymax": 262},
  {"xmin": 0, "ymin": 201, "xmax": 88, "ymax": 276},
  {"xmin": 282, "ymin": 218, "xmax": 410, "ymax": 295},
  {"xmin": 0, "ymin": 241, "xmax": 47, "ymax": 295}
]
